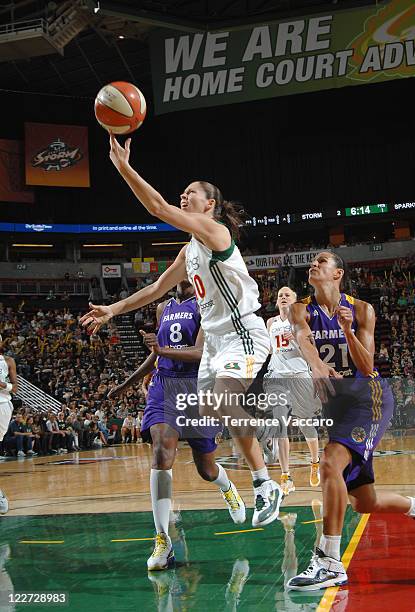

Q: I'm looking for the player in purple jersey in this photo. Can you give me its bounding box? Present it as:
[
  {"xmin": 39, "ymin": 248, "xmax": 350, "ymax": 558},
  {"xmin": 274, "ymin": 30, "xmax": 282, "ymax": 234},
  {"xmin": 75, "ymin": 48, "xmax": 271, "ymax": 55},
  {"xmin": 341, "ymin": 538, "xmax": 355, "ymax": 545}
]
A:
[
  {"xmin": 109, "ymin": 281, "xmax": 246, "ymax": 571},
  {"xmin": 286, "ymin": 252, "xmax": 415, "ymax": 591}
]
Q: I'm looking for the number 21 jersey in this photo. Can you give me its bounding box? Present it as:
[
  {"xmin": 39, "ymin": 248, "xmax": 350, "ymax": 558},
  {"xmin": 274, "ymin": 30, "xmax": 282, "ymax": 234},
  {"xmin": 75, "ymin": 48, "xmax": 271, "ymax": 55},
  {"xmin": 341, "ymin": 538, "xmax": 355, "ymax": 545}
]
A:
[{"xmin": 303, "ymin": 293, "xmax": 357, "ymax": 377}]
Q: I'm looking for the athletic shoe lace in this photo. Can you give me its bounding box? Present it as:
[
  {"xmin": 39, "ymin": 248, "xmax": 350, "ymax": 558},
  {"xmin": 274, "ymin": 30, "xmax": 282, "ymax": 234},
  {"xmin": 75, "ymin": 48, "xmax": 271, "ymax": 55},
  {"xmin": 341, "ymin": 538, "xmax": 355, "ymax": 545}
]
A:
[
  {"xmin": 223, "ymin": 487, "xmax": 240, "ymax": 511},
  {"xmin": 151, "ymin": 534, "xmax": 168, "ymax": 557},
  {"xmin": 302, "ymin": 552, "xmax": 318, "ymax": 576}
]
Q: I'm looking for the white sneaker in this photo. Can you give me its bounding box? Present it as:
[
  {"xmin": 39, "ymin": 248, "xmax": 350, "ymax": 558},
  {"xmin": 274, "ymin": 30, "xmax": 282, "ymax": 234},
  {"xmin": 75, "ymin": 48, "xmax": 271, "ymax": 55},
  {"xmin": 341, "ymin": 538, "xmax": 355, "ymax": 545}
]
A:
[
  {"xmin": 263, "ymin": 438, "xmax": 278, "ymax": 464},
  {"xmin": 26, "ymin": 450, "xmax": 37, "ymax": 456},
  {"xmin": 221, "ymin": 481, "xmax": 246, "ymax": 524},
  {"xmin": 252, "ymin": 479, "xmax": 283, "ymax": 527},
  {"xmin": 286, "ymin": 548, "xmax": 348, "ymax": 591},
  {"xmin": 147, "ymin": 533, "xmax": 175, "ymax": 571},
  {"xmin": 0, "ymin": 491, "xmax": 8, "ymax": 514},
  {"xmin": 17, "ymin": 451, "xmax": 25, "ymax": 458}
]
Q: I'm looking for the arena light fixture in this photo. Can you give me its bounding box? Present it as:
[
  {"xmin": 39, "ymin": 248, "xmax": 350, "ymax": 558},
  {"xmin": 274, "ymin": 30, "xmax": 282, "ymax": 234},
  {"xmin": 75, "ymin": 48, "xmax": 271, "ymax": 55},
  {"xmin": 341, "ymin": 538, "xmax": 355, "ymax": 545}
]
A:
[
  {"xmin": 82, "ymin": 243, "xmax": 123, "ymax": 247},
  {"xmin": 12, "ymin": 243, "xmax": 54, "ymax": 247},
  {"xmin": 151, "ymin": 241, "xmax": 188, "ymax": 246}
]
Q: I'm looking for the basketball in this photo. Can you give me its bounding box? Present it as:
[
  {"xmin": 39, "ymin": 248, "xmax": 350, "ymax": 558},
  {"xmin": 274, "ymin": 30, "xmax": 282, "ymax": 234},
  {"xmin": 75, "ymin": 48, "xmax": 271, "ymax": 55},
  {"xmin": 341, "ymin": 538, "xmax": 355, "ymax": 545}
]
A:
[{"xmin": 94, "ymin": 81, "xmax": 147, "ymax": 134}]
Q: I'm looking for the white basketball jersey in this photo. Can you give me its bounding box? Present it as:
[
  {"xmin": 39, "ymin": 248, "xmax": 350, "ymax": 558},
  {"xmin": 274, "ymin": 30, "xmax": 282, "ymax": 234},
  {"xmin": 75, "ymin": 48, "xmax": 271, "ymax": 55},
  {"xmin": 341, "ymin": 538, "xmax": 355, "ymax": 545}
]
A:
[
  {"xmin": 267, "ymin": 316, "xmax": 309, "ymax": 376},
  {"xmin": 185, "ymin": 236, "xmax": 262, "ymax": 334},
  {"xmin": 0, "ymin": 355, "xmax": 11, "ymax": 403}
]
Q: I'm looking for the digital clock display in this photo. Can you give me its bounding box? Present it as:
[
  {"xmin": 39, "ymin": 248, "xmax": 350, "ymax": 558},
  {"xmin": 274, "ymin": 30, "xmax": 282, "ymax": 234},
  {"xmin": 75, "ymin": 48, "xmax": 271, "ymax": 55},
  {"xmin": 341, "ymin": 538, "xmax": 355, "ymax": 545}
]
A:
[{"xmin": 345, "ymin": 204, "xmax": 389, "ymax": 216}]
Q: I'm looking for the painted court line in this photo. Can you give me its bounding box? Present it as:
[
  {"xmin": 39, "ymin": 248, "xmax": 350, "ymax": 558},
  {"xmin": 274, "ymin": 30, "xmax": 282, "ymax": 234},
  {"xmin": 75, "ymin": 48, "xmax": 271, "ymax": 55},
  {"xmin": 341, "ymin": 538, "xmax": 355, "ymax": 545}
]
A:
[
  {"xmin": 301, "ymin": 518, "xmax": 323, "ymax": 525},
  {"xmin": 317, "ymin": 513, "xmax": 370, "ymax": 611},
  {"xmin": 214, "ymin": 528, "xmax": 264, "ymax": 535},
  {"xmin": 111, "ymin": 537, "xmax": 154, "ymax": 542},
  {"xmin": 19, "ymin": 540, "xmax": 64, "ymax": 544}
]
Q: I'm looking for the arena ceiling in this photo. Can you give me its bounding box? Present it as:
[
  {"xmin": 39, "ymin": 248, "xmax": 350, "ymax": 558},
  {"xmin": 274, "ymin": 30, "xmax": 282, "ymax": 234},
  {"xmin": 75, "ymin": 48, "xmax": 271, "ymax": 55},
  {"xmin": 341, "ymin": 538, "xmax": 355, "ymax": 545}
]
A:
[{"xmin": 0, "ymin": 0, "xmax": 379, "ymax": 99}]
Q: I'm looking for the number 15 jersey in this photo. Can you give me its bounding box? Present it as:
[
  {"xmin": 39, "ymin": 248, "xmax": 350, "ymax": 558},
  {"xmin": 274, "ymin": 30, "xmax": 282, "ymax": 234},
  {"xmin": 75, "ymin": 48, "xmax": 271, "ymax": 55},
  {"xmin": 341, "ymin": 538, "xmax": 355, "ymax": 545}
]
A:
[{"xmin": 267, "ymin": 315, "xmax": 309, "ymax": 376}]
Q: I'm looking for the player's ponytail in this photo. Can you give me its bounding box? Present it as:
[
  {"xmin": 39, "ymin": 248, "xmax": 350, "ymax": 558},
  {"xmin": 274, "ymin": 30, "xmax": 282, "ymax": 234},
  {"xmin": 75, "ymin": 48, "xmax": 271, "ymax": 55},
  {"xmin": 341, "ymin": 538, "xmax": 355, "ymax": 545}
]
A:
[{"xmin": 198, "ymin": 181, "xmax": 245, "ymax": 241}]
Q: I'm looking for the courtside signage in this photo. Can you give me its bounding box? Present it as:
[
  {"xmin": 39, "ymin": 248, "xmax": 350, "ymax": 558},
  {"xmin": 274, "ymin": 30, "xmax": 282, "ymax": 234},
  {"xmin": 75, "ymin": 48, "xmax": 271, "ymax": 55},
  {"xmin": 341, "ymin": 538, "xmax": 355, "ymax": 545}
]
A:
[{"xmin": 150, "ymin": 0, "xmax": 415, "ymax": 113}]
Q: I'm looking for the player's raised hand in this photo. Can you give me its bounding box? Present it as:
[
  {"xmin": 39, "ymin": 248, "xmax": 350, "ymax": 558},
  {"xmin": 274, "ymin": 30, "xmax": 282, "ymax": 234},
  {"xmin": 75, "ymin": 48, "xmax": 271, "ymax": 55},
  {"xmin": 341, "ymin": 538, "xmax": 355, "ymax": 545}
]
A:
[
  {"xmin": 109, "ymin": 133, "xmax": 131, "ymax": 172},
  {"xmin": 335, "ymin": 306, "xmax": 353, "ymax": 333},
  {"xmin": 139, "ymin": 330, "xmax": 161, "ymax": 354},
  {"xmin": 80, "ymin": 302, "xmax": 114, "ymax": 335}
]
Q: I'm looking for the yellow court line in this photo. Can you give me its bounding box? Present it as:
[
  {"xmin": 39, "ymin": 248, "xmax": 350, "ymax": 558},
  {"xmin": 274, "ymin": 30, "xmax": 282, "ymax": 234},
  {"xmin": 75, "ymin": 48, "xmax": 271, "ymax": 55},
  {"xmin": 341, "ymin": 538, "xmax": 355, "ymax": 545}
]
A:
[
  {"xmin": 317, "ymin": 513, "xmax": 370, "ymax": 612},
  {"xmin": 301, "ymin": 519, "xmax": 323, "ymax": 525},
  {"xmin": 19, "ymin": 540, "xmax": 64, "ymax": 544},
  {"xmin": 214, "ymin": 528, "xmax": 264, "ymax": 536},
  {"xmin": 111, "ymin": 538, "xmax": 154, "ymax": 542}
]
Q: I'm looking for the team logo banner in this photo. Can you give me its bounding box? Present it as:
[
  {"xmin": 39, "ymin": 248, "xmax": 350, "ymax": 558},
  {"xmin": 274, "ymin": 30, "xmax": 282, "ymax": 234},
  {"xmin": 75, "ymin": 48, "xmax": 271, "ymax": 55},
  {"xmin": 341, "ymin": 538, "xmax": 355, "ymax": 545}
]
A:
[
  {"xmin": 25, "ymin": 123, "xmax": 90, "ymax": 187},
  {"xmin": 150, "ymin": 0, "xmax": 415, "ymax": 114},
  {"xmin": 0, "ymin": 139, "xmax": 34, "ymax": 203}
]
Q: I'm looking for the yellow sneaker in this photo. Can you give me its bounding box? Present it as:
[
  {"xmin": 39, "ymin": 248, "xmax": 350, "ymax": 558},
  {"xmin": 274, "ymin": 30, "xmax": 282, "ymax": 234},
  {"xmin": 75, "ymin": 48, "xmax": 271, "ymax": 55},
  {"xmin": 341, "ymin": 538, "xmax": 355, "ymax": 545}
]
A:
[
  {"xmin": 280, "ymin": 474, "xmax": 295, "ymax": 496},
  {"xmin": 222, "ymin": 481, "xmax": 246, "ymax": 524},
  {"xmin": 310, "ymin": 461, "xmax": 320, "ymax": 487}
]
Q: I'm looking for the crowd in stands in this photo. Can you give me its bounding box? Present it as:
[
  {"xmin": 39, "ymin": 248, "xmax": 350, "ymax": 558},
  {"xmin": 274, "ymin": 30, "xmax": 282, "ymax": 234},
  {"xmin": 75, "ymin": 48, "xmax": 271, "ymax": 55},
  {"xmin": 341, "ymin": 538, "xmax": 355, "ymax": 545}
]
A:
[
  {"xmin": 0, "ymin": 253, "xmax": 414, "ymax": 457},
  {"xmin": 0, "ymin": 303, "xmax": 146, "ymax": 456}
]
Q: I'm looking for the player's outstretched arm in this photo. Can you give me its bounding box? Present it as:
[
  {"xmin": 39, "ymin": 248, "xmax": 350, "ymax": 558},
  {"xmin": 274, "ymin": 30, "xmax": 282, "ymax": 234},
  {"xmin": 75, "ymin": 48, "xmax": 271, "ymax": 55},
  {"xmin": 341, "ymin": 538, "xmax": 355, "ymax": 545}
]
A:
[
  {"xmin": 336, "ymin": 300, "xmax": 375, "ymax": 376},
  {"xmin": 108, "ymin": 352, "xmax": 157, "ymax": 399},
  {"xmin": 80, "ymin": 247, "xmax": 187, "ymax": 334},
  {"xmin": 109, "ymin": 135, "xmax": 229, "ymax": 249}
]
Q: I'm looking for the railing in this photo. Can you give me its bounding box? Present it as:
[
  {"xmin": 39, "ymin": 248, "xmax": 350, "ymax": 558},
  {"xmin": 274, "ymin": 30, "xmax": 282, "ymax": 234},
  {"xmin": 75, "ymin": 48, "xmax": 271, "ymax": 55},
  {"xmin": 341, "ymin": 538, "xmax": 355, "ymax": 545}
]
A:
[
  {"xmin": 15, "ymin": 375, "xmax": 61, "ymax": 414},
  {"xmin": 0, "ymin": 18, "xmax": 50, "ymax": 37},
  {"xmin": 0, "ymin": 279, "xmax": 90, "ymax": 296}
]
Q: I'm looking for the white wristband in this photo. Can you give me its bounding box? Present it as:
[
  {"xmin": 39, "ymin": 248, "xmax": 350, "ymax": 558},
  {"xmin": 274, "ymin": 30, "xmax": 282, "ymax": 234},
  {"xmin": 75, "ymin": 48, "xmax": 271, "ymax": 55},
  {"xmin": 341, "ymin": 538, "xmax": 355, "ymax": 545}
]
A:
[{"xmin": 5, "ymin": 383, "xmax": 12, "ymax": 393}]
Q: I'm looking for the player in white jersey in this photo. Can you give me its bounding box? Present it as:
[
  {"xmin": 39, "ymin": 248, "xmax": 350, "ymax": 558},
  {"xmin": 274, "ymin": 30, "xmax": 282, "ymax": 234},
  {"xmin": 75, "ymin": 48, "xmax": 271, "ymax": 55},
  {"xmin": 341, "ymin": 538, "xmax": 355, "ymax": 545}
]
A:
[
  {"xmin": 258, "ymin": 287, "xmax": 321, "ymax": 495},
  {"xmin": 0, "ymin": 334, "xmax": 18, "ymax": 514},
  {"xmin": 80, "ymin": 135, "xmax": 284, "ymax": 527}
]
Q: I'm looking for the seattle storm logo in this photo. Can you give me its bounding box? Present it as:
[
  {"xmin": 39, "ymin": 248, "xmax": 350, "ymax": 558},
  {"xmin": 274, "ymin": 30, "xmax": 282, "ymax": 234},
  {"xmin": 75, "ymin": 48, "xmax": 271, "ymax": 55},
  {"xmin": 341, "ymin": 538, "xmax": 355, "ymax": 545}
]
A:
[{"xmin": 31, "ymin": 139, "xmax": 83, "ymax": 172}]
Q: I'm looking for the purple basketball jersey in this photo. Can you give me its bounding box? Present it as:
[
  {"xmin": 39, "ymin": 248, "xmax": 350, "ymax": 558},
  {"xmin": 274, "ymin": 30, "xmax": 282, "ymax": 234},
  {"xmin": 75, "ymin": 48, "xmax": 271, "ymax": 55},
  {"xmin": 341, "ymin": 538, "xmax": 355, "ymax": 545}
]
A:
[
  {"xmin": 156, "ymin": 297, "xmax": 200, "ymax": 377},
  {"xmin": 303, "ymin": 293, "xmax": 358, "ymax": 377}
]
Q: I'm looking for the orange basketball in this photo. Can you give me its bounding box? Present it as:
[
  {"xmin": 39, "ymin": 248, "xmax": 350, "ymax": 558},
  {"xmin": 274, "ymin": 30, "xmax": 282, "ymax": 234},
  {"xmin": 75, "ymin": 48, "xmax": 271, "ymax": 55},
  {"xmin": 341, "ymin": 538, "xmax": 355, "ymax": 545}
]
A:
[{"xmin": 94, "ymin": 81, "xmax": 147, "ymax": 134}]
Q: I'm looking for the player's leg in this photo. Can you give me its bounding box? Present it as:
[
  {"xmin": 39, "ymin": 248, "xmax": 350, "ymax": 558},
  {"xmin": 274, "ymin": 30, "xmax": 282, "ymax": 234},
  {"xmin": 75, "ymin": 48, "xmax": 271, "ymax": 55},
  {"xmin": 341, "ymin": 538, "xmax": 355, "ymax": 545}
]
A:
[
  {"xmin": 287, "ymin": 441, "xmax": 350, "ymax": 591},
  {"xmin": 291, "ymin": 376, "xmax": 321, "ymax": 487},
  {"xmin": 349, "ymin": 482, "xmax": 413, "ymax": 514},
  {"xmin": 191, "ymin": 445, "xmax": 246, "ymax": 523},
  {"xmin": 212, "ymin": 375, "xmax": 283, "ymax": 527},
  {"xmin": 147, "ymin": 423, "xmax": 179, "ymax": 571},
  {"xmin": 0, "ymin": 402, "xmax": 12, "ymax": 513}
]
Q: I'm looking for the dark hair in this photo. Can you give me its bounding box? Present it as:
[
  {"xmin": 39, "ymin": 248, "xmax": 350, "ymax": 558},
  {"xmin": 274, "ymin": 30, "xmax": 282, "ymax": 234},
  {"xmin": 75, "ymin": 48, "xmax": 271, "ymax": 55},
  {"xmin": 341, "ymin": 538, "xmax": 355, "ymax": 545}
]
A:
[
  {"xmin": 197, "ymin": 181, "xmax": 245, "ymax": 241},
  {"xmin": 328, "ymin": 251, "xmax": 349, "ymax": 291}
]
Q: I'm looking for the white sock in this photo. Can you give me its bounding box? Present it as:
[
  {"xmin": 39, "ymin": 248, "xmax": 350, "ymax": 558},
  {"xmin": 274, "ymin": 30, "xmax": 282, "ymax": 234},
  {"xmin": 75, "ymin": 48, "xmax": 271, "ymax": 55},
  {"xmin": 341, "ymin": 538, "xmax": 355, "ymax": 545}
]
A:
[
  {"xmin": 405, "ymin": 496, "xmax": 415, "ymax": 517},
  {"xmin": 251, "ymin": 467, "xmax": 269, "ymax": 482},
  {"xmin": 150, "ymin": 468, "xmax": 172, "ymax": 535},
  {"xmin": 212, "ymin": 463, "xmax": 231, "ymax": 492},
  {"xmin": 319, "ymin": 534, "xmax": 341, "ymax": 560}
]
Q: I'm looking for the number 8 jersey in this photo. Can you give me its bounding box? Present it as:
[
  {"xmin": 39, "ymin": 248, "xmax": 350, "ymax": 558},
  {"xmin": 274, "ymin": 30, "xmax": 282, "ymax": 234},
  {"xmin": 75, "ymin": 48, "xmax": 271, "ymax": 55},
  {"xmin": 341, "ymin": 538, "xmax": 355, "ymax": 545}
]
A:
[
  {"xmin": 185, "ymin": 236, "xmax": 261, "ymax": 335},
  {"xmin": 156, "ymin": 296, "xmax": 200, "ymax": 377}
]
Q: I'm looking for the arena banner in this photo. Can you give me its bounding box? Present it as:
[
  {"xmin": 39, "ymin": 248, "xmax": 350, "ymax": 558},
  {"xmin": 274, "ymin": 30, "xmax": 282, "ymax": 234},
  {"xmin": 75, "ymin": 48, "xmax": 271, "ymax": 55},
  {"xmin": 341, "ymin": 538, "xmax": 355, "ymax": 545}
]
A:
[
  {"xmin": 150, "ymin": 0, "xmax": 415, "ymax": 114},
  {"xmin": 244, "ymin": 249, "xmax": 320, "ymax": 270},
  {"xmin": 0, "ymin": 139, "xmax": 34, "ymax": 203},
  {"xmin": 25, "ymin": 123, "xmax": 90, "ymax": 187}
]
